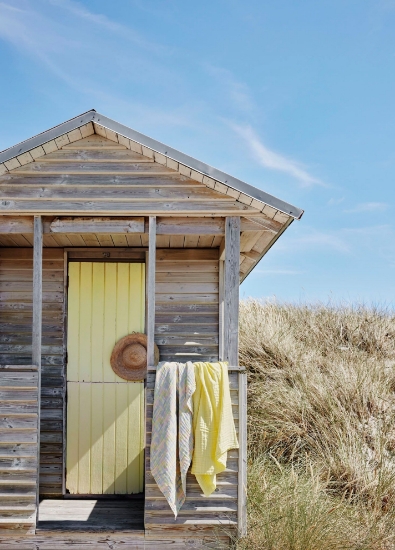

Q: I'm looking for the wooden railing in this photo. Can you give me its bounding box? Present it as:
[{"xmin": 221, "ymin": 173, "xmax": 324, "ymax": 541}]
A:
[{"xmin": 145, "ymin": 365, "xmax": 247, "ymax": 537}]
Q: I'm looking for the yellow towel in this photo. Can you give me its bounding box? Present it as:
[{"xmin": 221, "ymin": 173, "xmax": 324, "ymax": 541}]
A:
[{"xmin": 191, "ymin": 362, "xmax": 239, "ymax": 496}]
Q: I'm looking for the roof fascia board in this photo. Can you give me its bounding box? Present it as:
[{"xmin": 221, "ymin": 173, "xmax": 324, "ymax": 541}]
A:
[
  {"xmin": 0, "ymin": 110, "xmax": 96, "ymax": 165},
  {"xmin": 0, "ymin": 109, "xmax": 303, "ymax": 219}
]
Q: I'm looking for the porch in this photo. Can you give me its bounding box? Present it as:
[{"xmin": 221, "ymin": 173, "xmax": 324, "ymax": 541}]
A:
[{"xmin": 37, "ymin": 497, "xmax": 144, "ymax": 532}]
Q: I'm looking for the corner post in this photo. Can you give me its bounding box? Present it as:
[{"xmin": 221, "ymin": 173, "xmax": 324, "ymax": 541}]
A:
[
  {"xmin": 147, "ymin": 216, "xmax": 156, "ymax": 367},
  {"xmin": 238, "ymin": 370, "xmax": 248, "ymax": 536},
  {"xmin": 32, "ymin": 215, "xmax": 43, "ymax": 524},
  {"xmin": 223, "ymin": 216, "xmax": 240, "ymax": 365}
]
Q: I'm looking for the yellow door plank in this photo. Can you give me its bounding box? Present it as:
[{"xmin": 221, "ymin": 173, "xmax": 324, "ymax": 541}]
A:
[
  {"xmin": 78, "ymin": 383, "xmax": 91, "ymax": 494},
  {"xmin": 90, "ymin": 383, "xmax": 104, "ymax": 494},
  {"xmin": 103, "ymin": 263, "xmax": 117, "ymax": 383},
  {"xmin": 67, "ymin": 263, "xmax": 80, "ymax": 381},
  {"xmin": 116, "ymin": 263, "xmax": 130, "ymax": 343},
  {"xmin": 79, "ymin": 263, "xmax": 93, "ymax": 382},
  {"xmin": 115, "ymin": 383, "xmax": 128, "ymax": 494},
  {"xmin": 102, "ymin": 383, "xmax": 116, "ymax": 494},
  {"xmin": 127, "ymin": 382, "xmax": 144, "ymax": 494},
  {"xmin": 91, "ymin": 263, "xmax": 105, "ymax": 383},
  {"xmin": 129, "ymin": 263, "xmax": 145, "ymax": 333},
  {"xmin": 66, "ymin": 381, "xmax": 79, "ymax": 493}
]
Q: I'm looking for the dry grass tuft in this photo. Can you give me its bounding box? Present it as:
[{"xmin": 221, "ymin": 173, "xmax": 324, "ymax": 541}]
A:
[{"xmin": 237, "ymin": 300, "xmax": 395, "ymax": 550}]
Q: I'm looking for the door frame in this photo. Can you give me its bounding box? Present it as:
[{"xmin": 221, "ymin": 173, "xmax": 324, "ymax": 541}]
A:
[{"xmin": 62, "ymin": 248, "xmax": 148, "ymax": 496}]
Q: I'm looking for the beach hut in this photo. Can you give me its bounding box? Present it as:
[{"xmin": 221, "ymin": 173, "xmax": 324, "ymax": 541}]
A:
[{"xmin": 0, "ymin": 110, "xmax": 303, "ymax": 549}]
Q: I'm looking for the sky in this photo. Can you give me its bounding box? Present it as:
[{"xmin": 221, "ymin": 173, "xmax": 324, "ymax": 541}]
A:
[{"xmin": 0, "ymin": 0, "xmax": 394, "ymax": 306}]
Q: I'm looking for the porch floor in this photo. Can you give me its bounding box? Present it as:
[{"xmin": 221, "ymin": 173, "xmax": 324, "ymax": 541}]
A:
[{"xmin": 37, "ymin": 497, "xmax": 144, "ymax": 532}]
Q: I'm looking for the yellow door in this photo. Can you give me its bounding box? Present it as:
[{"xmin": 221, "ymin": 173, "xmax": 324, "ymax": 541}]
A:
[{"xmin": 66, "ymin": 262, "xmax": 145, "ymax": 494}]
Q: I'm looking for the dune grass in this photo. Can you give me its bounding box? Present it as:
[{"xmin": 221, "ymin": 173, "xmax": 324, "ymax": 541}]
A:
[{"xmin": 235, "ymin": 300, "xmax": 395, "ymax": 550}]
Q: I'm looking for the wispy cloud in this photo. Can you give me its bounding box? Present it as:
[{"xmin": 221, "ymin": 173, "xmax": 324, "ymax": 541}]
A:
[
  {"xmin": 295, "ymin": 230, "xmax": 349, "ymax": 252},
  {"xmin": 231, "ymin": 124, "xmax": 325, "ymax": 187},
  {"xmin": 328, "ymin": 197, "xmax": 345, "ymax": 206},
  {"xmin": 205, "ymin": 65, "xmax": 254, "ymax": 113},
  {"xmin": 255, "ymin": 269, "xmax": 306, "ymax": 275},
  {"xmin": 344, "ymin": 202, "xmax": 389, "ymax": 213},
  {"xmin": 48, "ymin": 0, "xmax": 165, "ymax": 53},
  {"xmin": 0, "ymin": 0, "xmax": 189, "ymax": 126}
]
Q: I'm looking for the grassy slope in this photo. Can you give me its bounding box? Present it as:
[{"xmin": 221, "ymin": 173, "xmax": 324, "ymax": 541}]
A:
[{"xmin": 236, "ymin": 300, "xmax": 395, "ymax": 550}]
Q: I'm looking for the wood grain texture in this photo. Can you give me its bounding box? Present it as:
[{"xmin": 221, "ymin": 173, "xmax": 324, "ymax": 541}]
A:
[
  {"xmin": 50, "ymin": 217, "xmax": 144, "ymax": 234},
  {"xmin": 32, "ymin": 217, "xmax": 42, "ymax": 522},
  {"xmin": 66, "ymin": 262, "xmax": 145, "ymax": 495},
  {"xmin": 0, "ymin": 133, "xmax": 262, "ymax": 221},
  {"xmin": 145, "ymin": 368, "xmax": 239, "ymax": 533},
  {"xmin": 0, "ymin": 249, "xmax": 64, "ymax": 496},
  {"xmin": 147, "ymin": 217, "xmax": 156, "ymax": 367},
  {"xmin": 238, "ymin": 372, "xmax": 247, "ymax": 537},
  {"xmin": 0, "ymin": 366, "xmax": 39, "ymax": 532},
  {"xmin": 154, "ymin": 250, "xmax": 219, "ymax": 363},
  {"xmin": 223, "ymin": 218, "xmax": 240, "ymax": 366}
]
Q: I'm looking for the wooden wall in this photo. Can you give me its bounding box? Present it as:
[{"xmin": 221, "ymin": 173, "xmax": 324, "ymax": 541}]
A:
[
  {"xmin": 0, "ymin": 365, "xmax": 39, "ymax": 535},
  {"xmin": 155, "ymin": 249, "xmax": 219, "ymax": 363},
  {"xmin": 0, "ymin": 248, "xmax": 64, "ymax": 496},
  {"xmin": 146, "ymin": 247, "xmax": 238, "ymax": 535},
  {"xmin": 0, "ymin": 246, "xmax": 222, "ymax": 500}
]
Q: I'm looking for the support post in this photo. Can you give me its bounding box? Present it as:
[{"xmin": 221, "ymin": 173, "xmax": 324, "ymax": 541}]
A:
[
  {"xmin": 223, "ymin": 216, "xmax": 240, "ymax": 365},
  {"xmin": 146, "ymin": 216, "xmax": 156, "ymax": 367},
  {"xmin": 238, "ymin": 370, "xmax": 248, "ymax": 536},
  {"xmin": 218, "ymin": 259, "xmax": 224, "ymax": 361},
  {"xmin": 32, "ymin": 215, "xmax": 42, "ymax": 524}
]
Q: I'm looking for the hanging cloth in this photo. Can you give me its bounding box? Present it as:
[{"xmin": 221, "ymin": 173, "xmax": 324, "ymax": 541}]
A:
[
  {"xmin": 150, "ymin": 361, "xmax": 195, "ymax": 517},
  {"xmin": 191, "ymin": 361, "xmax": 239, "ymax": 496}
]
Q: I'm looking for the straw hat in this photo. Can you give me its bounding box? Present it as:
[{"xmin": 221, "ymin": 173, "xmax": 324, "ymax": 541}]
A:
[{"xmin": 110, "ymin": 333, "xmax": 159, "ymax": 381}]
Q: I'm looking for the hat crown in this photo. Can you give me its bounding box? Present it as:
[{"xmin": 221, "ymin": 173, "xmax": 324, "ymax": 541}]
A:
[{"xmin": 110, "ymin": 333, "xmax": 159, "ymax": 381}]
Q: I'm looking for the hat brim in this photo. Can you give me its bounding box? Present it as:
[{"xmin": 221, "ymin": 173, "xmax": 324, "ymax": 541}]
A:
[{"xmin": 110, "ymin": 333, "xmax": 159, "ymax": 381}]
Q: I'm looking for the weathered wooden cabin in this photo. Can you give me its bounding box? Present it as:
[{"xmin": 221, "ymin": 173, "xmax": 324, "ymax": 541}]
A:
[{"xmin": 0, "ymin": 110, "xmax": 303, "ymax": 549}]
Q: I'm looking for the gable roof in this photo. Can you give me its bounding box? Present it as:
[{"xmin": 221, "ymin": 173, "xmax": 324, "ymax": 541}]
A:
[{"xmin": 0, "ymin": 109, "xmax": 303, "ymax": 220}]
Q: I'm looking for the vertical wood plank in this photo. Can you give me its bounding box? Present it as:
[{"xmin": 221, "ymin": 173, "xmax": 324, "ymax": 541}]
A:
[
  {"xmin": 103, "ymin": 263, "xmax": 117, "ymax": 383},
  {"xmin": 218, "ymin": 259, "xmax": 224, "ymax": 361},
  {"xmin": 91, "ymin": 263, "xmax": 105, "ymax": 382},
  {"xmin": 238, "ymin": 371, "xmax": 247, "ymax": 537},
  {"xmin": 116, "ymin": 263, "xmax": 130, "ymax": 341},
  {"xmin": 33, "ymin": 215, "xmax": 42, "ymax": 523},
  {"xmin": 127, "ymin": 383, "xmax": 143, "ymax": 494},
  {"xmin": 115, "ymin": 383, "xmax": 128, "ymax": 494},
  {"xmin": 62, "ymin": 250, "xmax": 68, "ymax": 497},
  {"xmin": 90, "ymin": 382, "xmax": 103, "ymax": 494},
  {"xmin": 102, "ymin": 383, "xmax": 116, "ymax": 494},
  {"xmin": 224, "ymin": 217, "xmax": 240, "ymax": 365},
  {"xmin": 79, "ymin": 262, "xmax": 93, "ymax": 382},
  {"xmin": 32, "ymin": 216, "xmax": 43, "ymax": 368},
  {"xmin": 147, "ymin": 216, "xmax": 156, "ymax": 366},
  {"xmin": 129, "ymin": 263, "xmax": 145, "ymax": 333},
  {"xmin": 67, "ymin": 263, "xmax": 80, "ymax": 382},
  {"xmin": 66, "ymin": 382, "xmax": 79, "ymax": 493},
  {"xmin": 78, "ymin": 383, "xmax": 91, "ymax": 494}
]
